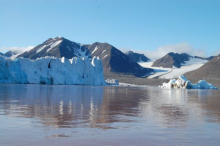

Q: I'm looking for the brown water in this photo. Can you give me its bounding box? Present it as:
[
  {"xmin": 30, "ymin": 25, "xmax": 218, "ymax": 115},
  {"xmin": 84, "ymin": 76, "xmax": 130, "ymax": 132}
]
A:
[{"xmin": 0, "ymin": 84, "xmax": 220, "ymax": 146}]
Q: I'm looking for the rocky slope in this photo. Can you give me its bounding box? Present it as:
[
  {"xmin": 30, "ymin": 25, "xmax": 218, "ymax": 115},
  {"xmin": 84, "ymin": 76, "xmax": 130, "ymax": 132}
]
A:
[
  {"xmin": 18, "ymin": 37, "xmax": 91, "ymax": 59},
  {"xmin": 85, "ymin": 42, "xmax": 153, "ymax": 77},
  {"xmin": 152, "ymin": 52, "xmax": 191, "ymax": 68},
  {"xmin": 125, "ymin": 51, "xmax": 150, "ymax": 62},
  {"xmin": 185, "ymin": 54, "xmax": 220, "ymax": 79}
]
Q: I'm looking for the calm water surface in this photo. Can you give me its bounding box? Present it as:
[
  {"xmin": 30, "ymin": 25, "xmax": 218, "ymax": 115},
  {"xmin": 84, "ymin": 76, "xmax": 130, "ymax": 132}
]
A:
[{"xmin": 0, "ymin": 84, "xmax": 220, "ymax": 146}]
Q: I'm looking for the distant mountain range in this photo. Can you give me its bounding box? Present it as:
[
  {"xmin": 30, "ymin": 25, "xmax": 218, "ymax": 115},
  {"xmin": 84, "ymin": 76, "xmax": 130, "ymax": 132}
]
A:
[
  {"xmin": 17, "ymin": 37, "xmax": 153, "ymax": 77},
  {"xmin": 125, "ymin": 51, "xmax": 150, "ymax": 62},
  {"xmin": 3, "ymin": 37, "xmax": 218, "ymax": 86},
  {"xmin": 152, "ymin": 52, "xmax": 214, "ymax": 68}
]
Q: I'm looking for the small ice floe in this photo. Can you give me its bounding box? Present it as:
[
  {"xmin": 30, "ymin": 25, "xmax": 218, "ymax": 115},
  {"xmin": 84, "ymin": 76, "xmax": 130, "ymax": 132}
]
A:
[
  {"xmin": 105, "ymin": 79, "xmax": 119, "ymax": 85},
  {"xmin": 160, "ymin": 75, "xmax": 218, "ymax": 89}
]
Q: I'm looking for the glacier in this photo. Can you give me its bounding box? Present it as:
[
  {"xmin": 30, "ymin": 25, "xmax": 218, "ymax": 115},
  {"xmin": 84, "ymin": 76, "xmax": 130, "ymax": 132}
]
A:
[
  {"xmin": 0, "ymin": 56, "xmax": 106, "ymax": 85},
  {"xmin": 160, "ymin": 75, "xmax": 218, "ymax": 89}
]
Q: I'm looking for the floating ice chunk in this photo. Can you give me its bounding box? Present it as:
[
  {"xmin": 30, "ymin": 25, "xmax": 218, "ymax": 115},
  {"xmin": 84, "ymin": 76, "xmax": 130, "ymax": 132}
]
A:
[
  {"xmin": 160, "ymin": 75, "xmax": 218, "ymax": 89},
  {"xmin": 105, "ymin": 79, "xmax": 119, "ymax": 85}
]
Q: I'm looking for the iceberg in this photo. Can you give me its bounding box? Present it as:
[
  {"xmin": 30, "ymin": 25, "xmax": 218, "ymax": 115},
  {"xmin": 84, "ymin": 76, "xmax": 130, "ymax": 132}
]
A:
[
  {"xmin": 105, "ymin": 79, "xmax": 119, "ymax": 85},
  {"xmin": 160, "ymin": 75, "xmax": 218, "ymax": 89},
  {"xmin": 0, "ymin": 56, "xmax": 106, "ymax": 85}
]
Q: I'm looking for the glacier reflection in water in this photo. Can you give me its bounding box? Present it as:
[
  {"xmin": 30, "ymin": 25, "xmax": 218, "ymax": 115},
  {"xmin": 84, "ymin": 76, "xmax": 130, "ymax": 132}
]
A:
[{"xmin": 0, "ymin": 84, "xmax": 220, "ymax": 146}]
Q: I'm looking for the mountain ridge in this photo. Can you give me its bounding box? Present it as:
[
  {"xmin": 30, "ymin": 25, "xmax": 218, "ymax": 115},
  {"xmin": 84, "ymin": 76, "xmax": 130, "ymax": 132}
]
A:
[
  {"xmin": 125, "ymin": 51, "xmax": 150, "ymax": 62},
  {"xmin": 18, "ymin": 37, "xmax": 153, "ymax": 77}
]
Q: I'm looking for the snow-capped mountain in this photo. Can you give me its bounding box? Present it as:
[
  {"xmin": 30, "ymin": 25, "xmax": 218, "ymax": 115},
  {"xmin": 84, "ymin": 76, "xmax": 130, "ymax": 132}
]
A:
[
  {"xmin": 139, "ymin": 53, "xmax": 210, "ymax": 79},
  {"xmin": 125, "ymin": 51, "xmax": 150, "ymax": 62},
  {"xmin": 185, "ymin": 54, "xmax": 220, "ymax": 80},
  {"xmin": 17, "ymin": 37, "xmax": 153, "ymax": 77},
  {"xmin": 152, "ymin": 52, "xmax": 214, "ymax": 69},
  {"xmin": 85, "ymin": 42, "xmax": 153, "ymax": 77},
  {"xmin": 152, "ymin": 52, "xmax": 192, "ymax": 68},
  {"xmin": 18, "ymin": 37, "xmax": 91, "ymax": 59}
]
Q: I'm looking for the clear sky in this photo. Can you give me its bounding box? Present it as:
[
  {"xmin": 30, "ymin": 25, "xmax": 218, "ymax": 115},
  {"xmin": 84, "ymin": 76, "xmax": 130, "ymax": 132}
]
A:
[{"xmin": 0, "ymin": 0, "xmax": 219, "ymax": 58}]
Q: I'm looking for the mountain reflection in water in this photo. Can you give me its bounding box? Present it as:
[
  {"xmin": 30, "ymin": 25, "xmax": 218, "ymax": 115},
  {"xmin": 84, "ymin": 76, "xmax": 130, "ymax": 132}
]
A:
[{"xmin": 0, "ymin": 84, "xmax": 220, "ymax": 145}]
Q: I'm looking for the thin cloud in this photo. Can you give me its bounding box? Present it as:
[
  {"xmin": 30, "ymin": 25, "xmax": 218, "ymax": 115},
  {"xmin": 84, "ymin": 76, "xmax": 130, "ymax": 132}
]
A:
[
  {"xmin": 211, "ymin": 48, "xmax": 220, "ymax": 56},
  {"xmin": 121, "ymin": 43, "xmax": 207, "ymax": 60},
  {"xmin": 0, "ymin": 46, "xmax": 34, "ymax": 54}
]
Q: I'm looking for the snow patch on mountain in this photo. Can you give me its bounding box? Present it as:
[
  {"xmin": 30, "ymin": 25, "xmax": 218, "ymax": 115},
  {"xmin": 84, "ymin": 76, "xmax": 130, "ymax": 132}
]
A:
[
  {"xmin": 46, "ymin": 40, "xmax": 63, "ymax": 53},
  {"xmin": 91, "ymin": 46, "xmax": 99, "ymax": 54},
  {"xmin": 72, "ymin": 43, "xmax": 89, "ymax": 58},
  {"xmin": 36, "ymin": 45, "xmax": 47, "ymax": 53},
  {"xmin": 101, "ymin": 50, "xmax": 106, "ymax": 54},
  {"xmin": 0, "ymin": 56, "xmax": 106, "ymax": 85},
  {"xmin": 102, "ymin": 54, "xmax": 108, "ymax": 59}
]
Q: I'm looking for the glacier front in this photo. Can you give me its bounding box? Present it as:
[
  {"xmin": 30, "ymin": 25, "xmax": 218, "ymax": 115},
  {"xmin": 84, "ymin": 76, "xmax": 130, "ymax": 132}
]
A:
[{"xmin": 0, "ymin": 56, "xmax": 106, "ymax": 85}]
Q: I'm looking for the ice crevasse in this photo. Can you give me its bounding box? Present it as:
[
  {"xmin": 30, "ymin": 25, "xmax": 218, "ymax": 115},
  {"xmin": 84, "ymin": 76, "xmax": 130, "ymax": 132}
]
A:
[{"xmin": 0, "ymin": 56, "xmax": 106, "ymax": 85}]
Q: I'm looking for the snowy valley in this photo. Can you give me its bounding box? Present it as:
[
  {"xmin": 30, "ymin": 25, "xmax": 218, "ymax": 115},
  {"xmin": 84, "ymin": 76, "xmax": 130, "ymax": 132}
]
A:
[{"xmin": 139, "ymin": 57, "xmax": 208, "ymax": 79}]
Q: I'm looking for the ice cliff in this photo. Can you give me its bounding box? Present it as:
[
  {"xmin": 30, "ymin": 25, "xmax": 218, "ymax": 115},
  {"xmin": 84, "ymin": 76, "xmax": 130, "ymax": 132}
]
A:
[
  {"xmin": 160, "ymin": 75, "xmax": 218, "ymax": 89},
  {"xmin": 0, "ymin": 56, "xmax": 106, "ymax": 85}
]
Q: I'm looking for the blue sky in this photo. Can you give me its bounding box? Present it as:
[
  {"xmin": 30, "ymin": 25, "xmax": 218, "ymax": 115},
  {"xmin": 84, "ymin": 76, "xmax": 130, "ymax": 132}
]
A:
[{"xmin": 0, "ymin": 0, "xmax": 219, "ymax": 58}]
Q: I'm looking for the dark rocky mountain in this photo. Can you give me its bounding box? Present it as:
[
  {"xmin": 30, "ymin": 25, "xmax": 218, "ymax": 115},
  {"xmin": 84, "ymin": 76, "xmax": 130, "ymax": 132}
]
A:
[
  {"xmin": 125, "ymin": 51, "xmax": 150, "ymax": 62},
  {"xmin": 152, "ymin": 52, "xmax": 192, "ymax": 68},
  {"xmin": 17, "ymin": 37, "xmax": 153, "ymax": 77},
  {"xmin": 84, "ymin": 42, "xmax": 153, "ymax": 77},
  {"xmin": 185, "ymin": 54, "xmax": 220, "ymax": 79},
  {"xmin": 4, "ymin": 50, "xmax": 19, "ymax": 57},
  {"xmin": 18, "ymin": 37, "xmax": 91, "ymax": 59}
]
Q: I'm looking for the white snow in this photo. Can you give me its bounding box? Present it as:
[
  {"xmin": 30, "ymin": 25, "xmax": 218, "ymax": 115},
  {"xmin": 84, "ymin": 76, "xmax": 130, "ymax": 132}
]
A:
[
  {"xmin": 46, "ymin": 40, "xmax": 62, "ymax": 53},
  {"xmin": 36, "ymin": 45, "xmax": 47, "ymax": 53},
  {"xmin": 71, "ymin": 43, "xmax": 90, "ymax": 58},
  {"xmin": 139, "ymin": 61, "xmax": 171, "ymax": 78},
  {"xmin": 91, "ymin": 46, "xmax": 99, "ymax": 54},
  {"xmin": 102, "ymin": 54, "xmax": 108, "ymax": 59},
  {"xmin": 101, "ymin": 50, "xmax": 106, "ymax": 54},
  {"xmin": 105, "ymin": 79, "xmax": 119, "ymax": 85},
  {"xmin": 0, "ymin": 56, "xmax": 106, "ymax": 85},
  {"xmin": 139, "ymin": 58, "xmax": 208, "ymax": 79},
  {"xmin": 160, "ymin": 75, "xmax": 218, "ymax": 89}
]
